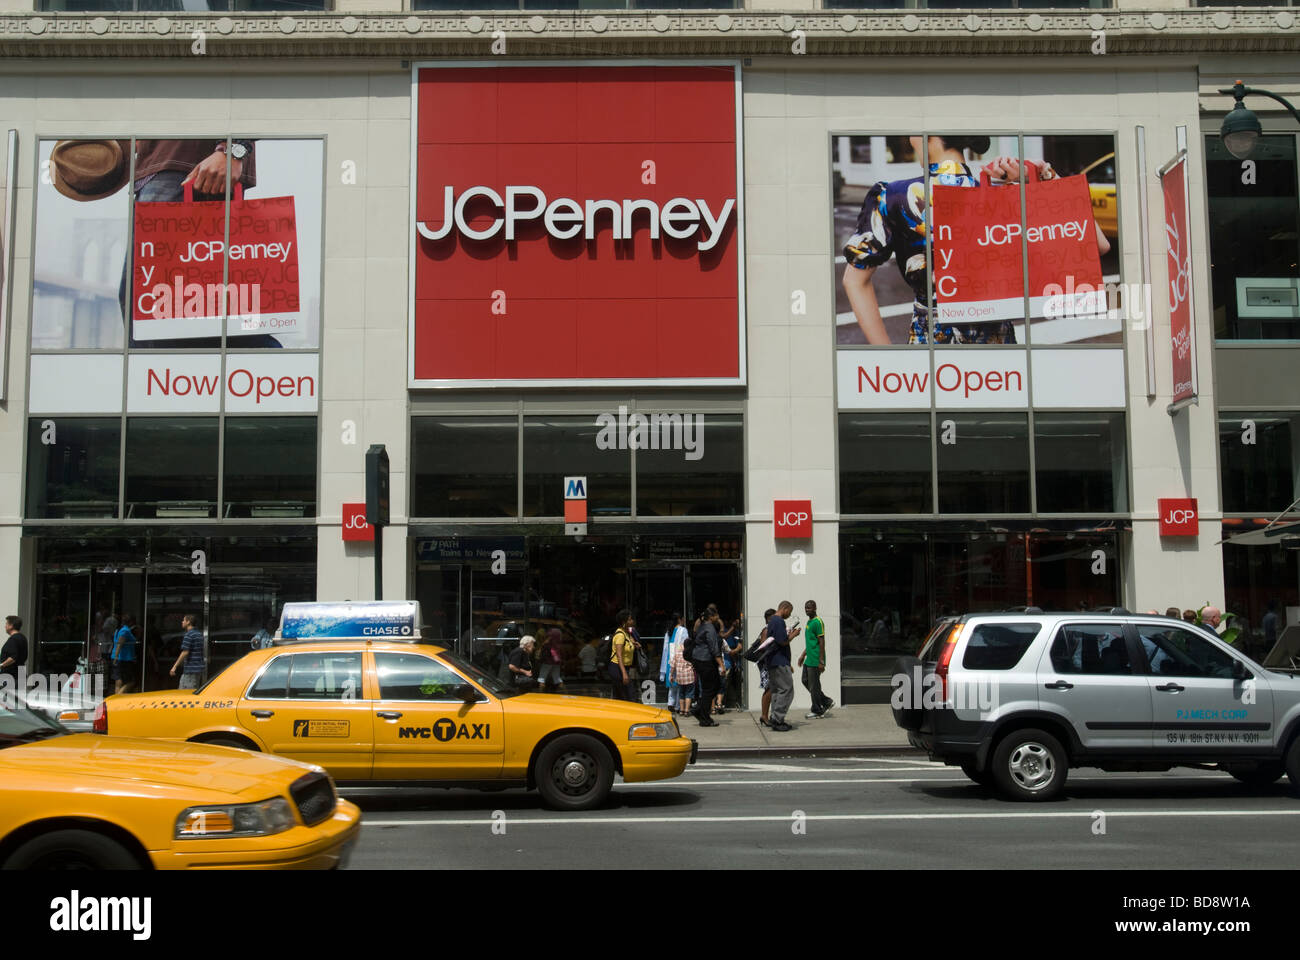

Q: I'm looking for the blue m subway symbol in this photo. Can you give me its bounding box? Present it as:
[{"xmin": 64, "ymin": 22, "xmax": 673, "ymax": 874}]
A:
[{"xmin": 565, "ymin": 478, "xmax": 586, "ymax": 498}]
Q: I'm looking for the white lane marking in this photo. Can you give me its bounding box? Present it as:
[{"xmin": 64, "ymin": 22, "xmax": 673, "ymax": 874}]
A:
[
  {"xmin": 363, "ymin": 808, "xmax": 1300, "ymax": 827},
  {"xmin": 623, "ymin": 774, "xmax": 1232, "ymax": 787},
  {"xmin": 692, "ymin": 763, "xmax": 925, "ymax": 773}
]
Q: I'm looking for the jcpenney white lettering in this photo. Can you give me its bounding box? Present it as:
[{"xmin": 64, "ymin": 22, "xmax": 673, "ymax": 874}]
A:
[{"xmin": 416, "ymin": 185, "xmax": 735, "ymax": 252}]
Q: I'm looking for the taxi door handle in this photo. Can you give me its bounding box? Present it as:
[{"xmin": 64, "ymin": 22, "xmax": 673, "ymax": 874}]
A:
[
  {"xmin": 1155, "ymin": 683, "xmax": 1185, "ymax": 693},
  {"xmin": 250, "ymin": 709, "xmax": 274, "ymax": 718},
  {"xmin": 1044, "ymin": 681, "xmax": 1074, "ymax": 690},
  {"xmin": 377, "ymin": 711, "xmax": 403, "ymax": 720}
]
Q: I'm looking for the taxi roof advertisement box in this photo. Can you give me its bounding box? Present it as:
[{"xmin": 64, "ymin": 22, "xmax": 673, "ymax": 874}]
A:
[{"xmin": 409, "ymin": 63, "xmax": 744, "ymax": 388}]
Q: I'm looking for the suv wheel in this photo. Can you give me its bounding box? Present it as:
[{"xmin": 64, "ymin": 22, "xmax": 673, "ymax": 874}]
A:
[
  {"xmin": 991, "ymin": 728, "xmax": 1067, "ymax": 801},
  {"xmin": 534, "ymin": 734, "xmax": 615, "ymax": 811},
  {"xmin": 1226, "ymin": 762, "xmax": 1284, "ymax": 787}
]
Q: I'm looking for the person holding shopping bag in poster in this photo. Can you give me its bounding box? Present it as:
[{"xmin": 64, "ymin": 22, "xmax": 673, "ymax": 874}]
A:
[{"xmin": 842, "ymin": 135, "xmax": 1109, "ymax": 345}]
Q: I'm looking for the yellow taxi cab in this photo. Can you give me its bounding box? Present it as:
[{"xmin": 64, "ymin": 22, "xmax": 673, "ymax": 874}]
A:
[
  {"xmin": 0, "ymin": 694, "xmax": 359, "ymax": 870},
  {"xmin": 1081, "ymin": 152, "xmax": 1118, "ymax": 241},
  {"xmin": 101, "ymin": 601, "xmax": 696, "ymax": 810}
]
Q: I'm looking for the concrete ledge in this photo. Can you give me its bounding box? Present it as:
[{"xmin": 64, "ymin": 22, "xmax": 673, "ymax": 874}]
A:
[{"xmin": 2, "ymin": 8, "xmax": 1299, "ymax": 58}]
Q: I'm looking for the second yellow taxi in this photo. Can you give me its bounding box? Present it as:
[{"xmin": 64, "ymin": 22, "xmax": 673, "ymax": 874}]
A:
[{"xmin": 100, "ymin": 601, "xmax": 696, "ymax": 810}]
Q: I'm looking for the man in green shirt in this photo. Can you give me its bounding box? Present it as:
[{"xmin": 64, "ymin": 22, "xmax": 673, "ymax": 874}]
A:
[{"xmin": 798, "ymin": 600, "xmax": 834, "ymax": 719}]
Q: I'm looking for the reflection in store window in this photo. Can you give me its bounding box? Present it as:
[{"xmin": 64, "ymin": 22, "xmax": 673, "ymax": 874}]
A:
[
  {"xmin": 25, "ymin": 417, "xmax": 121, "ymax": 519},
  {"xmin": 124, "ymin": 418, "xmax": 219, "ymax": 519},
  {"xmin": 523, "ymin": 416, "xmax": 630, "ymax": 517},
  {"xmin": 223, "ymin": 417, "xmax": 317, "ymax": 518},
  {"xmin": 635, "ymin": 414, "xmax": 742, "ymax": 517}
]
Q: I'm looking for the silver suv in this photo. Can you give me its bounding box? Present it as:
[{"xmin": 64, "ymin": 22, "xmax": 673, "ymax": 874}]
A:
[{"xmin": 891, "ymin": 609, "xmax": 1300, "ymax": 801}]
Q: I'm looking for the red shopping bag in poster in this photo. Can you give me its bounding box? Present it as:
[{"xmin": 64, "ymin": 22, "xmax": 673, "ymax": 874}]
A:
[
  {"xmin": 132, "ymin": 182, "xmax": 300, "ymax": 341},
  {"xmin": 932, "ymin": 166, "xmax": 1102, "ymax": 328}
]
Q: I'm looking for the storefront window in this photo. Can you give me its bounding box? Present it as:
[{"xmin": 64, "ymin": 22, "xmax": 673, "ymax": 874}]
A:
[
  {"xmin": 1223, "ymin": 538, "xmax": 1299, "ymax": 664},
  {"xmin": 636, "ymin": 414, "xmax": 742, "ymax": 517},
  {"xmin": 124, "ymin": 418, "xmax": 219, "ymax": 519},
  {"xmin": 936, "ymin": 414, "xmax": 1030, "ymax": 514},
  {"xmin": 1220, "ymin": 412, "xmax": 1300, "ymax": 514},
  {"xmin": 415, "ymin": 0, "xmax": 735, "ymax": 7},
  {"xmin": 1205, "ymin": 134, "xmax": 1300, "ymax": 340},
  {"xmin": 524, "ymin": 416, "xmax": 630, "ymax": 517},
  {"xmin": 223, "ymin": 417, "xmax": 317, "ymax": 518},
  {"xmin": 25, "ymin": 418, "xmax": 121, "ymax": 519},
  {"xmin": 839, "ymin": 413, "xmax": 932, "ymax": 515},
  {"xmin": 411, "ymin": 417, "xmax": 518, "ymax": 518},
  {"xmin": 1034, "ymin": 412, "xmax": 1127, "ymax": 513}
]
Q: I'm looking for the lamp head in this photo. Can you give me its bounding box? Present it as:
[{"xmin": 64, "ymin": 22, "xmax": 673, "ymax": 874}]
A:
[{"xmin": 1221, "ymin": 80, "xmax": 1262, "ymax": 160}]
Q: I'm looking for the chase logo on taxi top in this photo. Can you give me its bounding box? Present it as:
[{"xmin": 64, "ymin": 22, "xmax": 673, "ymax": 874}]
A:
[{"xmin": 279, "ymin": 600, "xmax": 421, "ymax": 640}]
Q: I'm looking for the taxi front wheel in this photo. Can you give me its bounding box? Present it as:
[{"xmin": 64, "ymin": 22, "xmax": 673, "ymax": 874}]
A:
[
  {"xmin": 535, "ymin": 735, "xmax": 614, "ymax": 811},
  {"xmin": 4, "ymin": 830, "xmax": 141, "ymax": 870}
]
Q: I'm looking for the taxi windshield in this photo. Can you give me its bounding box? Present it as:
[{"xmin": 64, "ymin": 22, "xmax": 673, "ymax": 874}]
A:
[
  {"xmin": 0, "ymin": 699, "xmax": 69, "ymax": 750},
  {"xmin": 438, "ymin": 649, "xmax": 519, "ymax": 699}
]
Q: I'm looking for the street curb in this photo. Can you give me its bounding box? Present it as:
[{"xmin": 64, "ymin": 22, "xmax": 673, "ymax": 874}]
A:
[{"xmin": 696, "ymin": 744, "xmax": 920, "ymax": 759}]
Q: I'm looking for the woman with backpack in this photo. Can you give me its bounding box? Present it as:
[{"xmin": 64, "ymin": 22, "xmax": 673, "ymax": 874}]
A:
[{"xmin": 607, "ymin": 609, "xmax": 640, "ymax": 702}]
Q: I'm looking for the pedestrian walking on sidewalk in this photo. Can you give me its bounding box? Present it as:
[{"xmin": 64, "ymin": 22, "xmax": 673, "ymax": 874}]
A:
[
  {"xmin": 766, "ymin": 602, "xmax": 801, "ymax": 732},
  {"xmin": 799, "ymin": 600, "xmax": 834, "ymax": 719},
  {"xmin": 169, "ymin": 613, "xmax": 206, "ymax": 691},
  {"xmin": 755, "ymin": 608, "xmax": 776, "ymax": 727},
  {"xmin": 690, "ymin": 605, "xmax": 725, "ymax": 727},
  {"xmin": 608, "ymin": 610, "xmax": 639, "ymax": 702}
]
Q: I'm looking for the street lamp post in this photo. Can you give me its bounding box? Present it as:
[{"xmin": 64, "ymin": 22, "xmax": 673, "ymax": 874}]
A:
[{"xmin": 1218, "ymin": 79, "xmax": 1300, "ymax": 159}]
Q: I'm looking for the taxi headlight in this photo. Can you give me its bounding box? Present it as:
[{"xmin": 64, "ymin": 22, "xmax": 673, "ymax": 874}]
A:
[
  {"xmin": 628, "ymin": 722, "xmax": 678, "ymax": 740},
  {"xmin": 175, "ymin": 797, "xmax": 296, "ymax": 839}
]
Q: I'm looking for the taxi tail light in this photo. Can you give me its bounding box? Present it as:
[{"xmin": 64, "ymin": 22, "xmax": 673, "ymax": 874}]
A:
[
  {"xmin": 934, "ymin": 623, "xmax": 962, "ymax": 705},
  {"xmin": 92, "ymin": 700, "xmax": 107, "ymax": 734}
]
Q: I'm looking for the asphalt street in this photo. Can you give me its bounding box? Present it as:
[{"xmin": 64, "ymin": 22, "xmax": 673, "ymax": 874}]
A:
[{"xmin": 341, "ymin": 755, "xmax": 1300, "ymax": 869}]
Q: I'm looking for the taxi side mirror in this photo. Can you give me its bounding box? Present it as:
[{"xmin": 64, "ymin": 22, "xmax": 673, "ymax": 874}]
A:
[
  {"xmin": 455, "ymin": 683, "xmax": 483, "ymax": 703},
  {"xmin": 1231, "ymin": 659, "xmax": 1249, "ymax": 682}
]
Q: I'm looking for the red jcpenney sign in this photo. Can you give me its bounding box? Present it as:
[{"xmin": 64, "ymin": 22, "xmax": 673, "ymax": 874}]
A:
[
  {"xmin": 342, "ymin": 503, "xmax": 373, "ymax": 542},
  {"xmin": 774, "ymin": 500, "xmax": 812, "ymax": 540},
  {"xmin": 1158, "ymin": 498, "xmax": 1198, "ymax": 537},
  {"xmin": 410, "ymin": 63, "xmax": 742, "ymax": 387}
]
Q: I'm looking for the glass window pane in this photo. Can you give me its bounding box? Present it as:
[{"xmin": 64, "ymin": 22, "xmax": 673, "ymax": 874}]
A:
[
  {"xmin": 32, "ymin": 139, "xmax": 129, "ymax": 349},
  {"xmin": 1048, "ymin": 623, "xmax": 1132, "ymax": 675},
  {"xmin": 124, "ymin": 418, "xmax": 218, "ymax": 518},
  {"xmin": 523, "ymin": 416, "xmax": 629, "ymax": 517},
  {"xmin": 287, "ymin": 652, "xmax": 362, "ymax": 700},
  {"xmin": 1205, "ymin": 134, "xmax": 1300, "ymax": 340},
  {"xmin": 839, "ymin": 414, "xmax": 932, "ymax": 514},
  {"xmin": 26, "ymin": 418, "xmax": 121, "ymax": 519},
  {"xmin": 636, "ymin": 414, "xmax": 742, "ymax": 516},
  {"xmin": 1219, "ymin": 412, "xmax": 1300, "ymax": 513},
  {"xmin": 961, "ymin": 622, "xmax": 1043, "ymax": 671},
  {"xmin": 411, "ymin": 417, "xmax": 518, "ymax": 518},
  {"xmin": 250, "ymin": 655, "xmax": 292, "ymax": 699},
  {"xmin": 1136, "ymin": 623, "xmax": 1238, "ymax": 679},
  {"xmin": 1034, "ymin": 412, "xmax": 1127, "ymax": 513},
  {"xmin": 375, "ymin": 652, "xmax": 466, "ymax": 701},
  {"xmin": 937, "ymin": 414, "xmax": 1029, "ymax": 513},
  {"xmin": 222, "ymin": 417, "xmax": 317, "ymax": 518}
]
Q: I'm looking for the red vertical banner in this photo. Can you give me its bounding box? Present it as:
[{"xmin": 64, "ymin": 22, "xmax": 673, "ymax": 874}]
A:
[{"xmin": 1160, "ymin": 153, "xmax": 1196, "ymax": 407}]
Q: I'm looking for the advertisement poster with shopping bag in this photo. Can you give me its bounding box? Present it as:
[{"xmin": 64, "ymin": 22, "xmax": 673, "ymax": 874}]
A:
[
  {"xmin": 833, "ymin": 133, "xmax": 1120, "ymax": 346},
  {"xmin": 932, "ymin": 171, "xmax": 1105, "ymax": 328},
  {"xmin": 128, "ymin": 138, "xmax": 321, "ymax": 348}
]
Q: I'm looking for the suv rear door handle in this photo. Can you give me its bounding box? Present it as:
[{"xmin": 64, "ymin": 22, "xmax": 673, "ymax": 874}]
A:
[
  {"xmin": 250, "ymin": 709, "xmax": 274, "ymax": 718},
  {"xmin": 376, "ymin": 711, "xmax": 403, "ymax": 720},
  {"xmin": 1155, "ymin": 683, "xmax": 1185, "ymax": 693},
  {"xmin": 1043, "ymin": 681, "xmax": 1074, "ymax": 690}
]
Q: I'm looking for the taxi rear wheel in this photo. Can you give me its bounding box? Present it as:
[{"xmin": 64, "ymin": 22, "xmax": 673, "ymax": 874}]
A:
[
  {"xmin": 5, "ymin": 830, "xmax": 141, "ymax": 871},
  {"xmin": 535, "ymin": 735, "xmax": 614, "ymax": 811}
]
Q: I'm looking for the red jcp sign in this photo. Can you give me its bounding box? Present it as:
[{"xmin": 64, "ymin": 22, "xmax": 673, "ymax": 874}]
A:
[
  {"xmin": 1158, "ymin": 498, "xmax": 1198, "ymax": 537},
  {"xmin": 342, "ymin": 503, "xmax": 373, "ymax": 542},
  {"xmin": 774, "ymin": 500, "xmax": 812, "ymax": 540},
  {"xmin": 410, "ymin": 63, "xmax": 742, "ymax": 387}
]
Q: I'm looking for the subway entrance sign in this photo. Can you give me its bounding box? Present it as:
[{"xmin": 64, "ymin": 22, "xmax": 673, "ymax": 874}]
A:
[{"xmin": 565, "ymin": 476, "xmax": 587, "ymax": 536}]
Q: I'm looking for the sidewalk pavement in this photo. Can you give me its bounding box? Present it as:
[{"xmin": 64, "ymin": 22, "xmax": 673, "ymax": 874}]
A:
[{"xmin": 677, "ymin": 703, "xmax": 918, "ymax": 757}]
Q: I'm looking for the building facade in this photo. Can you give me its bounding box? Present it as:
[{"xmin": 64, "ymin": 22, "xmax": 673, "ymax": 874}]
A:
[{"xmin": 2, "ymin": 1, "xmax": 1298, "ymax": 709}]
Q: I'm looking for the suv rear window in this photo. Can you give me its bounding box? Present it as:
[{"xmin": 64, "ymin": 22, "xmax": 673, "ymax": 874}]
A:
[{"xmin": 961, "ymin": 622, "xmax": 1042, "ymax": 671}]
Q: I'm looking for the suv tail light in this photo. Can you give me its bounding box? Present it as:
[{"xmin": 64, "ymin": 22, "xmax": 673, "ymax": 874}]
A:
[
  {"xmin": 92, "ymin": 700, "xmax": 107, "ymax": 734},
  {"xmin": 934, "ymin": 623, "xmax": 963, "ymax": 705}
]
